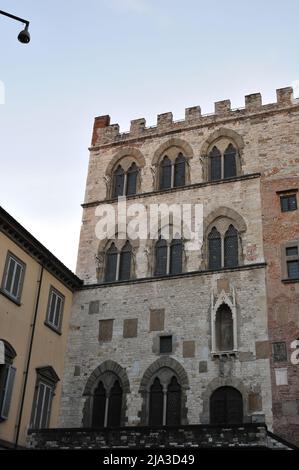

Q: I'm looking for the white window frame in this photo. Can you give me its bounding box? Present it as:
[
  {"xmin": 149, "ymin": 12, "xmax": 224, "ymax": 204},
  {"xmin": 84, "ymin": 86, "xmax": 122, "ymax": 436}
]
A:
[{"xmin": 32, "ymin": 381, "xmax": 53, "ymax": 429}]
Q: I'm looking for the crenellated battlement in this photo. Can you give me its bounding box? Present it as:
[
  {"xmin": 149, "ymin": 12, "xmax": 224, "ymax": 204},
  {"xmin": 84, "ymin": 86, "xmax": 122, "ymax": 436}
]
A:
[{"xmin": 90, "ymin": 87, "xmax": 298, "ymax": 148}]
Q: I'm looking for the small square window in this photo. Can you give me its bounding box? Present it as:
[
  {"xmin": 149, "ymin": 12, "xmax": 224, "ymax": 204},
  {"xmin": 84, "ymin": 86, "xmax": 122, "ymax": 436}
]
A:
[
  {"xmin": 160, "ymin": 336, "xmax": 172, "ymax": 354},
  {"xmin": 287, "ymin": 260, "xmax": 299, "ymax": 279},
  {"xmin": 280, "ymin": 194, "xmax": 297, "ymax": 212},
  {"xmin": 286, "ymin": 246, "xmax": 298, "ymax": 257}
]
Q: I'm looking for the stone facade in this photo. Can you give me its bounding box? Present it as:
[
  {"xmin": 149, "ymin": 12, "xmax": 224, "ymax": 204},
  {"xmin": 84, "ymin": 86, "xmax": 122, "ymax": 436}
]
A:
[{"xmin": 59, "ymin": 87, "xmax": 299, "ymax": 445}]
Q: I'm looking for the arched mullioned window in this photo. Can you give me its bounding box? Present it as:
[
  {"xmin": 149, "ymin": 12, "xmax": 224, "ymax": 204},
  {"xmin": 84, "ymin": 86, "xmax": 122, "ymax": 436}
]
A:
[
  {"xmin": 224, "ymin": 144, "xmax": 237, "ymax": 179},
  {"xmin": 155, "ymin": 237, "xmax": 183, "ymax": 276},
  {"xmin": 208, "ymin": 227, "xmax": 222, "ymax": 270},
  {"xmin": 208, "ymin": 143, "xmax": 237, "ymax": 181},
  {"xmin": 112, "ymin": 163, "xmax": 139, "ymax": 197},
  {"xmin": 92, "ymin": 375, "xmax": 123, "ymax": 428},
  {"xmin": 155, "ymin": 238, "xmax": 168, "ymax": 276},
  {"xmin": 149, "ymin": 378, "xmax": 164, "ymax": 425},
  {"xmin": 104, "ymin": 241, "xmax": 132, "ymax": 282},
  {"xmin": 112, "ymin": 165, "xmax": 125, "ymax": 197},
  {"xmin": 224, "ymin": 225, "xmax": 238, "ymax": 268},
  {"xmin": 126, "ymin": 162, "xmax": 138, "ymax": 196},
  {"xmin": 119, "ymin": 241, "xmax": 132, "ymax": 281},
  {"xmin": 170, "ymin": 239, "xmax": 183, "ymax": 275},
  {"xmin": 208, "ymin": 223, "xmax": 239, "ymax": 270},
  {"xmin": 159, "ymin": 153, "xmax": 187, "ymax": 190},
  {"xmin": 215, "ymin": 304, "xmax": 234, "ymax": 351},
  {"xmin": 160, "ymin": 156, "xmax": 172, "ymax": 190},
  {"xmin": 149, "ymin": 374, "xmax": 182, "ymax": 426},
  {"xmin": 105, "ymin": 243, "xmax": 118, "ymax": 282},
  {"xmin": 174, "ymin": 153, "xmax": 186, "ymax": 187},
  {"xmin": 209, "ymin": 146, "xmax": 221, "ymax": 181}
]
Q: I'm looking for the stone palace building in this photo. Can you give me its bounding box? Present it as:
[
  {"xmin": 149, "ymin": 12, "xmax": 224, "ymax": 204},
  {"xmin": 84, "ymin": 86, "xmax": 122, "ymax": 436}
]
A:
[{"xmin": 29, "ymin": 87, "xmax": 299, "ymax": 449}]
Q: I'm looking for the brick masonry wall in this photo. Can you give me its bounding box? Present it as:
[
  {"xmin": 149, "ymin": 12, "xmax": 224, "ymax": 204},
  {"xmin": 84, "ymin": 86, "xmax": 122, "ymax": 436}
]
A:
[{"xmin": 261, "ymin": 176, "xmax": 299, "ymax": 446}]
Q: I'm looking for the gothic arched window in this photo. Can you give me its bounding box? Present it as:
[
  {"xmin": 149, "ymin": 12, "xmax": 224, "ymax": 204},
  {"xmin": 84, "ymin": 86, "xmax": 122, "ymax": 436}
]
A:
[
  {"xmin": 126, "ymin": 162, "xmax": 138, "ymax": 196},
  {"xmin": 149, "ymin": 378, "xmax": 164, "ymax": 426},
  {"xmin": 104, "ymin": 241, "xmax": 133, "ymax": 282},
  {"xmin": 107, "ymin": 380, "xmax": 122, "ymax": 427},
  {"xmin": 119, "ymin": 241, "xmax": 132, "ymax": 281},
  {"xmin": 155, "ymin": 238, "xmax": 168, "ymax": 276},
  {"xmin": 208, "ymin": 143, "xmax": 238, "ymax": 181},
  {"xmin": 208, "ymin": 224, "xmax": 239, "ymax": 270},
  {"xmin": 224, "ymin": 144, "xmax": 237, "ymax": 179},
  {"xmin": 224, "ymin": 225, "xmax": 238, "ymax": 268},
  {"xmin": 215, "ymin": 304, "xmax": 234, "ymax": 351},
  {"xmin": 170, "ymin": 239, "xmax": 183, "ymax": 275},
  {"xmin": 105, "ymin": 243, "xmax": 118, "ymax": 282},
  {"xmin": 208, "ymin": 227, "xmax": 221, "ymax": 270},
  {"xmin": 92, "ymin": 381, "xmax": 106, "ymax": 427},
  {"xmin": 155, "ymin": 237, "xmax": 184, "ymax": 276},
  {"xmin": 160, "ymin": 156, "xmax": 172, "ymax": 190},
  {"xmin": 166, "ymin": 376, "xmax": 181, "ymax": 425},
  {"xmin": 209, "ymin": 146, "xmax": 221, "ymax": 181},
  {"xmin": 92, "ymin": 376, "xmax": 123, "ymax": 428},
  {"xmin": 112, "ymin": 165, "xmax": 125, "ymax": 198},
  {"xmin": 174, "ymin": 153, "xmax": 186, "ymax": 187},
  {"xmin": 148, "ymin": 374, "xmax": 182, "ymax": 426}
]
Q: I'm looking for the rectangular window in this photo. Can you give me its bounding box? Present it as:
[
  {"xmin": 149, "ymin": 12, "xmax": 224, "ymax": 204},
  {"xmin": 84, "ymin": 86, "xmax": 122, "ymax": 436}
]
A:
[
  {"xmin": 272, "ymin": 342, "xmax": 287, "ymax": 362},
  {"xmin": 31, "ymin": 381, "xmax": 53, "ymax": 429},
  {"xmin": 46, "ymin": 287, "xmax": 64, "ymax": 332},
  {"xmin": 0, "ymin": 365, "xmax": 16, "ymax": 420},
  {"xmin": 287, "ymin": 260, "xmax": 299, "ymax": 278},
  {"xmin": 284, "ymin": 243, "xmax": 299, "ymax": 280},
  {"xmin": 280, "ymin": 194, "xmax": 297, "ymax": 212},
  {"xmin": 160, "ymin": 336, "xmax": 172, "ymax": 354},
  {"xmin": 1, "ymin": 253, "xmax": 25, "ymax": 302}
]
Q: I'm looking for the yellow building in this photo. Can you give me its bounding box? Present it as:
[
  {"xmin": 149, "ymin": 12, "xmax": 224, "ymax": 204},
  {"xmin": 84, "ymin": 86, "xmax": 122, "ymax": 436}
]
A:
[{"xmin": 0, "ymin": 206, "xmax": 82, "ymax": 448}]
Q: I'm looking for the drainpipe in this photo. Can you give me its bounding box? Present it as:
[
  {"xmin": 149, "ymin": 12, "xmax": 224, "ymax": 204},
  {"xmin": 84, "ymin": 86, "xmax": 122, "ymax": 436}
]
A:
[{"xmin": 14, "ymin": 264, "xmax": 44, "ymax": 448}]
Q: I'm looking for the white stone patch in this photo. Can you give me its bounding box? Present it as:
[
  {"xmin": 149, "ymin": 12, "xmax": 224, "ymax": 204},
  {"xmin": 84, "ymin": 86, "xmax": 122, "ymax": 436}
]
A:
[{"xmin": 275, "ymin": 368, "xmax": 288, "ymax": 386}]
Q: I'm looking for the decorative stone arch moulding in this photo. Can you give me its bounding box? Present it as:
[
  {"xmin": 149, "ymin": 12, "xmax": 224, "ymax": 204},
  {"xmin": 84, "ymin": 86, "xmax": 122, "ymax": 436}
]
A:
[
  {"xmin": 204, "ymin": 206, "xmax": 247, "ymax": 236},
  {"xmin": 203, "ymin": 207, "xmax": 247, "ymax": 269},
  {"xmin": 151, "ymin": 137, "xmax": 194, "ymax": 189},
  {"xmin": 138, "ymin": 357, "xmax": 189, "ymax": 425},
  {"xmin": 96, "ymin": 229, "xmax": 140, "ymax": 282},
  {"xmin": 147, "ymin": 219, "xmax": 190, "ymax": 276},
  {"xmin": 200, "ymin": 127, "xmax": 245, "ymax": 181},
  {"xmin": 200, "ymin": 376, "xmax": 251, "ymax": 424},
  {"xmin": 82, "ymin": 360, "xmax": 130, "ymax": 427}
]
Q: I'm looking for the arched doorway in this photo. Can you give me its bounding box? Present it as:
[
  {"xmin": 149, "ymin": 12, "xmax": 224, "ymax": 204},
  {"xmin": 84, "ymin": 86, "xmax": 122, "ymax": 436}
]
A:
[{"xmin": 210, "ymin": 386, "xmax": 243, "ymax": 424}]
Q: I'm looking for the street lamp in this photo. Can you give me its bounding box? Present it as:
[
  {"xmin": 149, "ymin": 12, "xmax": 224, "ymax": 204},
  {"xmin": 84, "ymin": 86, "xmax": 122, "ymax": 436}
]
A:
[{"xmin": 0, "ymin": 10, "xmax": 30, "ymax": 44}]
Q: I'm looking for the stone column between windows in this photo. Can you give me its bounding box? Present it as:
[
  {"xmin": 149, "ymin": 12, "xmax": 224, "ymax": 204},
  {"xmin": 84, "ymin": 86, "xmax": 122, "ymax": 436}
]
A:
[
  {"xmin": 115, "ymin": 254, "xmax": 120, "ymax": 281},
  {"xmin": 166, "ymin": 245, "xmax": 171, "ymax": 275},
  {"xmin": 123, "ymin": 174, "xmax": 127, "ymax": 196},
  {"xmin": 162, "ymin": 385, "xmax": 167, "ymax": 426},
  {"xmin": 104, "ymin": 395, "xmax": 109, "ymax": 427},
  {"xmin": 171, "ymin": 164, "xmax": 175, "ymax": 188}
]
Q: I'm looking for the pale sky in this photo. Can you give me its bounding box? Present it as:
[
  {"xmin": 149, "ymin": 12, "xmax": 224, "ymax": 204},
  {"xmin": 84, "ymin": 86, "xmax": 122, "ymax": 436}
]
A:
[{"xmin": 0, "ymin": 0, "xmax": 299, "ymax": 271}]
